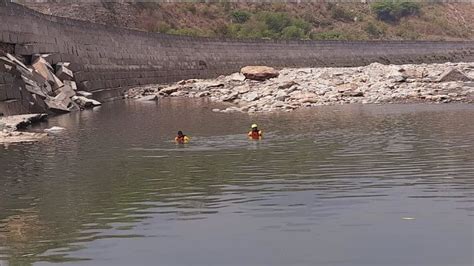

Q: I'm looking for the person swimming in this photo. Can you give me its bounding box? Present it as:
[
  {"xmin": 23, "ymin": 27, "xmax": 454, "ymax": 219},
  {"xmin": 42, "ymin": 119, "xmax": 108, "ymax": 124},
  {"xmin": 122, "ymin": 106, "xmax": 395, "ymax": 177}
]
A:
[
  {"xmin": 175, "ymin": 131, "xmax": 190, "ymax": 144},
  {"xmin": 248, "ymin": 124, "xmax": 263, "ymax": 140}
]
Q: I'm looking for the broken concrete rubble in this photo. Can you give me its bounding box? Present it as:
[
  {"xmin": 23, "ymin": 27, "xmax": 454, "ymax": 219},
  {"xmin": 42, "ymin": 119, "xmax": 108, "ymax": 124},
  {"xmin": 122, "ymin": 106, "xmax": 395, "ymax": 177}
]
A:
[
  {"xmin": 0, "ymin": 53, "xmax": 101, "ymax": 116},
  {"xmin": 55, "ymin": 64, "xmax": 74, "ymax": 81}
]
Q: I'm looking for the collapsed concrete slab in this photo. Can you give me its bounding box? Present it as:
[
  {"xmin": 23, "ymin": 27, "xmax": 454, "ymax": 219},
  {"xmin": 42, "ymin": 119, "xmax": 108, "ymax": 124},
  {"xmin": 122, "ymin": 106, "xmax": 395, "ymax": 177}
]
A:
[{"xmin": 55, "ymin": 64, "xmax": 73, "ymax": 81}]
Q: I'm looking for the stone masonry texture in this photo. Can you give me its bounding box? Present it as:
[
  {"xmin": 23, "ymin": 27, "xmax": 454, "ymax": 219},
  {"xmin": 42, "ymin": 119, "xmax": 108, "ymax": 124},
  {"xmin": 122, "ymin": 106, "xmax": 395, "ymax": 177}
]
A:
[{"xmin": 1, "ymin": 0, "xmax": 474, "ymax": 109}]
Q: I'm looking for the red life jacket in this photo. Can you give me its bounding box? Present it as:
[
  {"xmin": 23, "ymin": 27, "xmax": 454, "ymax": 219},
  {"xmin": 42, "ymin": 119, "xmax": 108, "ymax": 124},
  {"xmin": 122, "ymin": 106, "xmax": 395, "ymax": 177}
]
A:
[
  {"xmin": 250, "ymin": 130, "xmax": 261, "ymax": 140},
  {"xmin": 176, "ymin": 135, "xmax": 185, "ymax": 143}
]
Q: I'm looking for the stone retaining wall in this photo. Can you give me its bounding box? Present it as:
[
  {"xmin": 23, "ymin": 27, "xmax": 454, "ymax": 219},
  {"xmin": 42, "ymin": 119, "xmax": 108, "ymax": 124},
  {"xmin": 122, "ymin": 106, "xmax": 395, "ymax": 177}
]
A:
[{"xmin": 1, "ymin": 0, "xmax": 474, "ymax": 114}]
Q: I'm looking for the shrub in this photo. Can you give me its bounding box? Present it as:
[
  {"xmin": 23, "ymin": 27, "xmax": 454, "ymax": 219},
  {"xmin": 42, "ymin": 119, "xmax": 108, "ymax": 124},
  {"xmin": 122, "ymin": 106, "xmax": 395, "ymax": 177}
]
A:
[
  {"xmin": 292, "ymin": 18, "xmax": 312, "ymax": 34},
  {"xmin": 371, "ymin": 0, "xmax": 420, "ymax": 22},
  {"xmin": 258, "ymin": 12, "xmax": 292, "ymax": 33},
  {"xmin": 281, "ymin": 26, "xmax": 306, "ymax": 39},
  {"xmin": 231, "ymin": 10, "xmax": 252, "ymax": 24},
  {"xmin": 153, "ymin": 22, "xmax": 172, "ymax": 33},
  {"xmin": 397, "ymin": 1, "xmax": 421, "ymax": 17},
  {"xmin": 330, "ymin": 6, "xmax": 354, "ymax": 22},
  {"xmin": 311, "ymin": 31, "xmax": 347, "ymax": 40},
  {"xmin": 365, "ymin": 22, "xmax": 385, "ymax": 38}
]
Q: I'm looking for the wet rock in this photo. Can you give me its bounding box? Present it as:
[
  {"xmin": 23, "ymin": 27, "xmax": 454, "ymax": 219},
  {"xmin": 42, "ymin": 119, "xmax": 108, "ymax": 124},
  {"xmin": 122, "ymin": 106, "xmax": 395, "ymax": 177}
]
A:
[
  {"xmin": 44, "ymin": 126, "xmax": 65, "ymax": 133},
  {"xmin": 76, "ymin": 91, "xmax": 93, "ymax": 97},
  {"xmin": 44, "ymin": 98, "xmax": 70, "ymax": 113},
  {"xmin": 159, "ymin": 86, "xmax": 179, "ymax": 95},
  {"xmin": 137, "ymin": 95, "xmax": 158, "ymax": 101},
  {"xmin": 0, "ymin": 113, "xmax": 47, "ymax": 131},
  {"xmin": 0, "ymin": 131, "xmax": 48, "ymax": 144},
  {"xmin": 72, "ymin": 96, "xmax": 101, "ymax": 109},
  {"xmin": 241, "ymin": 66, "xmax": 279, "ymax": 81}
]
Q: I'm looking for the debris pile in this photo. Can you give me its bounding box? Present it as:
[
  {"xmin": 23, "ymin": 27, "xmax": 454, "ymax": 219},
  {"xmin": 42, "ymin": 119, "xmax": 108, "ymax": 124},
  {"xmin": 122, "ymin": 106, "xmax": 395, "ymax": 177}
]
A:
[{"xmin": 0, "ymin": 52, "xmax": 101, "ymax": 116}]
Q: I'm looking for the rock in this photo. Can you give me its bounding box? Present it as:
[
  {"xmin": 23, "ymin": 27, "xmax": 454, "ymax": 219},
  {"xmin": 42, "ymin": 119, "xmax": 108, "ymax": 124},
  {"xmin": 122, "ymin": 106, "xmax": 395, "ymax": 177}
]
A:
[
  {"xmin": 278, "ymin": 81, "xmax": 297, "ymax": 90},
  {"xmin": 437, "ymin": 68, "xmax": 472, "ymax": 82},
  {"xmin": 63, "ymin": 80, "xmax": 77, "ymax": 91},
  {"xmin": 55, "ymin": 64, "xmax": 73, "ymax": 81},
  {"xmin": 51, "ymin": 73, "xmax": 64, "ymax": 91},
  {"xmin": 159, "ymin": 86, "xmax": 179, "ymax": 95},
  {"xmin": 392, "ymin": 75, "xmax": 407, "ymax": 82},
  {"xmin": 72, "ymin": 96, "xmax": 101, "ymax": 109},
  {"xmin": 205, "ymin": 82, "xmax": 224, "ymax": 89},
  {"xmin": 6, "ymin": 53, "xmax": 31, "ymax": 74},
  {"xmin": 242, "ymin": 92, "xmax": 260, "ymax": 102},
  {"xmin": 227, "ymin": 72, "xmax": 246, "ymax": 82},
  {"xmin": 212, "ymin": 108, "xmax": 221, "ymax": 112},
  {"xmin": 137, "ymin": 95, "xmax": 158, "ymax": 101},
  {"xmin": 241, "ymin": 66, "xmax": 279, "ymax": 81},
  {"xmin": 31, "ymin": 57, "xmax": 55, "ymax": 84},
  {"xmin": 343, "ymin": 90, "xmax": 364, "ymax": 97},
  {"xmin": 76, "ymin": 91, "xmax": 93, "ymax": 97},
  {"xmin": 44, "ymin": 98, "xmax": 70, "ymax": 113},
  {"xmin": 275, "ymin": 90, "xmax": 289, "ymax": 101},
  {"xmin": 400, "ymin": 68, "xmax": 426, "ymax": 79},
  {"xmin": 44, "ymin": 126, "xmax": 65, "ymax": 133},
  {"xmin": 235, "ymin": 85, "xmax": 250, "ymax": 94},
  {"xmin": 0, "ymin": 113, "xmax": 47, "ymax": 131},
  {"xmin": 196, "ymin": 91, "xmax": 210, "ymax": 97},
  {"xmin": 0, "ymin": 131, "xmax": 48, "ymax": 144},
  {"xmin": 222, "ymin": 91, "xmax": 239, "ymax": 102}
]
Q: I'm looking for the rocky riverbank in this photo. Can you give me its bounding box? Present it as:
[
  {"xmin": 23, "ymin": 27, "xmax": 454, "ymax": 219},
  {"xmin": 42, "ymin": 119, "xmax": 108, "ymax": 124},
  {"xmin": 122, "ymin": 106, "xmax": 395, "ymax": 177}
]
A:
[
  {"xmin": 0, "ymin": 113, "xmax": 48, "ymax": 144},
  {"xmin": 127, "ymin": 62, "xmax": 474, "ymax": 113}
]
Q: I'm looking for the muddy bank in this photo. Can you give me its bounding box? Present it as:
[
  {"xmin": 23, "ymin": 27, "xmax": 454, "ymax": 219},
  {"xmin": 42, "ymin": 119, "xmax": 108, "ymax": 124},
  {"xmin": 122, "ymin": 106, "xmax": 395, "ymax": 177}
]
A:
[{"xmin": 127, "ymin": 62, "xmax": 474, "ymax": 113}]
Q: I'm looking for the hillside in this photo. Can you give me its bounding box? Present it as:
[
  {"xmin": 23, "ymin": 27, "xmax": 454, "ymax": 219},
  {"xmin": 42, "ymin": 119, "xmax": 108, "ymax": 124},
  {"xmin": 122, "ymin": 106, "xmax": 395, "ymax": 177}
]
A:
[{"xmin": 18, "ymin": 1, "xmax": 474, "ymax": 40}]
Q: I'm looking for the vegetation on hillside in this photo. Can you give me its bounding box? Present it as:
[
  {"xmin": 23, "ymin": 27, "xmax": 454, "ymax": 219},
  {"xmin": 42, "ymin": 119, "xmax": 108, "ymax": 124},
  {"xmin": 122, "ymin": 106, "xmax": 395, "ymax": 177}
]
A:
[{"xmin": 22, "ymin": 1, "xmax": 474, "ymax": 41}]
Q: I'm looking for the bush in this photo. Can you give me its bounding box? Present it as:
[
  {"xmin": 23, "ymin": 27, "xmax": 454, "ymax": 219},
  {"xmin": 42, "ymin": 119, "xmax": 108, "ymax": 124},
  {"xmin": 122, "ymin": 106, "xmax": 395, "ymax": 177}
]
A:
[
  {"xmin": 398, "ymin": 1, "xmax": 421, "ymax": 17},
  {"xmin": 365, "ymin": 22, "xmax": 385, "ymax": 38},
  {"xmin": 153, "ymin": 22, "xmax": 172, "ymax": 33},
  {"xmin": 311, "ymin": 31, "xmax": 347, "ymax": 40},
  {"xmin": 258, "ymin": 12, "xmax": 292, "ymax": 33},
  {"xmin": 292, "ymin": 18, "xmax": 312, "ymax": 34},
  {"xmin": 231, "ymin": 10, "xmax": 252, "ymax": 24},
  {"xmin": 281, "ymin": 26, "xmax": 306, "ymax": 39},
  {"xmin": 330, "ymin": 6, "xmax": 354, "ymax": 22},
  {"xmin": 371, "ymin": 0, "xmax": 420, "ymax": 22}
]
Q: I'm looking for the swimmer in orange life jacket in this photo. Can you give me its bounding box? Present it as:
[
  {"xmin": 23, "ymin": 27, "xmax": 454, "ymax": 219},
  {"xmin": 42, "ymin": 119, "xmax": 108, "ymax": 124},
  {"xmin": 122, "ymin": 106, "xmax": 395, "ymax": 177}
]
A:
[
  {"xmin": 175, "ymin": 131, "xmax": 190, "ymax": 144},
  {"xmin": 248, "ymin": 124, "xmax": 263, "ymax": 140}
]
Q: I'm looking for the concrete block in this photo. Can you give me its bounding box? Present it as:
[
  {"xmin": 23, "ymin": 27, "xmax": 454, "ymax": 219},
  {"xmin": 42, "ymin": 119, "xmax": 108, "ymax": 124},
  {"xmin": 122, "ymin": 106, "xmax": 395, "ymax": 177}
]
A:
[{"xmin": 55, "ymin": 64, "xmax": 73, "ymax": 81}]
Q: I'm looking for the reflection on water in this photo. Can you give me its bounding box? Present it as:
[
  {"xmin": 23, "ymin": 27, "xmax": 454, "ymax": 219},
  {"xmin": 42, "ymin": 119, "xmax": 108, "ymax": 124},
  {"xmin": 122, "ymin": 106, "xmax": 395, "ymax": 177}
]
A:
[{"xmin": 0, "ymin": 99, "xmax": 473, "ymax": 266}]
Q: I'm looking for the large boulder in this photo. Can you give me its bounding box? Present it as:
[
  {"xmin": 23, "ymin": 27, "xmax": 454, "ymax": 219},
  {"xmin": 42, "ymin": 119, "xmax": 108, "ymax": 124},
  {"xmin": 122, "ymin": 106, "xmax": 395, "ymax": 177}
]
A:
[{"xmin": 241, "ymin": 66, "xmax": 279, "ymax": 81}]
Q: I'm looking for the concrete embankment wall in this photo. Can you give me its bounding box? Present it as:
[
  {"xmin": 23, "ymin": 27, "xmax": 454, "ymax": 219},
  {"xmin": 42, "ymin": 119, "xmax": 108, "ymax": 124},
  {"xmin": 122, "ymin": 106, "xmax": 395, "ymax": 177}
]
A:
[{"xmin": 1, "ymin": 0, "xmax": 474, "ymax": 115}]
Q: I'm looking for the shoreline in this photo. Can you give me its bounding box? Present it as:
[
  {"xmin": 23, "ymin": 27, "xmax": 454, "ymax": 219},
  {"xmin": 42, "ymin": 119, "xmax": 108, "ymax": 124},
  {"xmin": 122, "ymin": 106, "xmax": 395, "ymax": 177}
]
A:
[{"xmin": 126, "ymin": 62, "xmax": 474, "ymax": 114}]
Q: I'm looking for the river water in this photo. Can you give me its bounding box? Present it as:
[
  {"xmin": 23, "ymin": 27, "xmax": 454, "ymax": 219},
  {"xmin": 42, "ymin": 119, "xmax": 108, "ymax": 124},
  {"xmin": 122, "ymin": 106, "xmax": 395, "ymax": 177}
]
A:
[{"xmin": 0, "ymin": 99, "xmax": 473, "ymax": 266}]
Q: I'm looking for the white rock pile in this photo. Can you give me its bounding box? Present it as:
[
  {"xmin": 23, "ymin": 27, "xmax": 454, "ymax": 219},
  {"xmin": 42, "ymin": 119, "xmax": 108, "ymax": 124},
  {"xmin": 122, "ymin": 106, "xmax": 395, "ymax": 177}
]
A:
[{"xmin": 128, "ymin": 62, "xmax": 474, "ymax": 113}]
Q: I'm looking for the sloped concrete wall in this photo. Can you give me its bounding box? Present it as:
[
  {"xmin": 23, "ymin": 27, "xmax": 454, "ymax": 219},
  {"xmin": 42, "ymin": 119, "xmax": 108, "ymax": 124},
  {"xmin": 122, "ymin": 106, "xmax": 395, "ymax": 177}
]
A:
[{"xmin": 1, "ymin": 0, "xmax": 474, "ymax": 113}]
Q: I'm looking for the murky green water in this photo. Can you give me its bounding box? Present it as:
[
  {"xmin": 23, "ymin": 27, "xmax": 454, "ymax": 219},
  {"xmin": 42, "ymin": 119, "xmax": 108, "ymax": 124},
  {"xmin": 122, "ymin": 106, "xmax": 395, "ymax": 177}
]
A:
[{"xmin": 1, "ymin": 99, "xmax": 473, "ymax": 266}]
